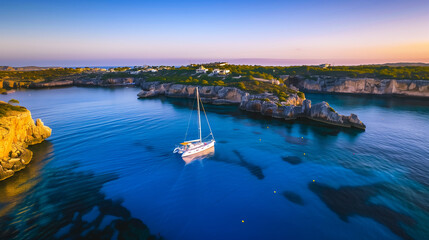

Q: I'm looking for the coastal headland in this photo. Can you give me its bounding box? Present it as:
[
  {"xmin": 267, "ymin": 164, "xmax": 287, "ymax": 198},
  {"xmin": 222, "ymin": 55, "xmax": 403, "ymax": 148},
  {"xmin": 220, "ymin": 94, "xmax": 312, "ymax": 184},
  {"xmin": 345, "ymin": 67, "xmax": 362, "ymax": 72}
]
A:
[
  {"xmin": 137, "ymin": 81, "xmax": 366, "ymax": 129},
  {"xmin": 0, "ymin": 102, "xmax": 51, "ymax": 181}
]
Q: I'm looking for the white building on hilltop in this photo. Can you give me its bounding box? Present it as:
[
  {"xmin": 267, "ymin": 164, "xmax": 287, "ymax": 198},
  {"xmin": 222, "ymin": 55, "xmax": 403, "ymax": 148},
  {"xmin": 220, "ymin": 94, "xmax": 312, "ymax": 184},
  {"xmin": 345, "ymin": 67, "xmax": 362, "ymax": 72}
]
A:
[
  {"xmin": 196, "ymin": 66, "xmax": 208, "ymax": 74},
  {"xmin": 319, "ymin": 63, "xmax": 331, "ymax": 68},
  {"xmin": 213, "ymin": 69, "xmax": 230, "ymax": 75}
]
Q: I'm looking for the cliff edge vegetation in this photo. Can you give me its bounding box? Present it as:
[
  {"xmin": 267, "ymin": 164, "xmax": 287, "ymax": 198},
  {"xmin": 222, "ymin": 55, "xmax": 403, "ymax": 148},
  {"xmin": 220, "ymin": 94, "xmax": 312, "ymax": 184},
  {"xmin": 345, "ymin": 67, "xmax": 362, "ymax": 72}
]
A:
[
  {"xmin": 2, "ymin": 63, "xmax": 428, "ymax": 98},
  {"xmin": 0, "ymin": 101, "xmax": 51, "ymax": 181}
]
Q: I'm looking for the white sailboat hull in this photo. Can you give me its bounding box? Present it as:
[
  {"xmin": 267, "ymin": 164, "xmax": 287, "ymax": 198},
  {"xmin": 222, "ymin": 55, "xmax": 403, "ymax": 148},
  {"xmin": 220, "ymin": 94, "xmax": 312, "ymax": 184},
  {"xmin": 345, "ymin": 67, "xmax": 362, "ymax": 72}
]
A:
[
  {"xmin": 173, "ymin": 87, "xmax": 216, "ymax": 159},
  {"xmin": 181, "ymin": 140, "xmax": 215, "ymax": 157}
]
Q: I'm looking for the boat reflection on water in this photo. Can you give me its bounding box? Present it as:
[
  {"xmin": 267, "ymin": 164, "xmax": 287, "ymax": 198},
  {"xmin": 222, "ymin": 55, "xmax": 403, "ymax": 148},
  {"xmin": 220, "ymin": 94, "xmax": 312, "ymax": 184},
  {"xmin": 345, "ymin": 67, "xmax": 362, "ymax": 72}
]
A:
[{"xmin": 182, "ymin": 147, "xmax": 215, "ymax": 164}]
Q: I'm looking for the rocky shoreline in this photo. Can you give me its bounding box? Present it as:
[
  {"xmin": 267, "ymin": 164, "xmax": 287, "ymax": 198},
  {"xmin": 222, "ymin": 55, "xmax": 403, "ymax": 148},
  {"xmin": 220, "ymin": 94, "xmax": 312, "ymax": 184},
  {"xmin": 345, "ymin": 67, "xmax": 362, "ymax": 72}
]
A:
[
  {"xmin": 137, "ymin": 81, "xmax": 366, "ymax": 129},
  {"xmin": 4, "ymin": 76, "xmax": 428, "ymax": 100},
  {"xmin": 290, "ymin": 77, "xmax": 429, "ymax": 98},
  {"xmin": 0, "ymin": 102, "xmax": 51, "ymax": 181},
  {"xmin": 27, "ymin": 78, "xmax": 136, "ymax": 88}
]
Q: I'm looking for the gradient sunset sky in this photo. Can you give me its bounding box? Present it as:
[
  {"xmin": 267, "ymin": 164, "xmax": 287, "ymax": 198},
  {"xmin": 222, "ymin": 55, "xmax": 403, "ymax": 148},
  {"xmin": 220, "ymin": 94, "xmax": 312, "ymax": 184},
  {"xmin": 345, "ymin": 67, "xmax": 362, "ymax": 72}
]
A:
[{"xmin": 1, "ymin": 0, "xmax": 428, "ymax": 66}]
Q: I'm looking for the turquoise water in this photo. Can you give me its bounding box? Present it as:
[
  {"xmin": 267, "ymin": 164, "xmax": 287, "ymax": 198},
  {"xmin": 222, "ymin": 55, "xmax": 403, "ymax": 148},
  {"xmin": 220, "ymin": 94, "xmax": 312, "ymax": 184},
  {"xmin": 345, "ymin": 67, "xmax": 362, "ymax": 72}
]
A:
[{"xmin": 0, "ymin": 87, "xmax": 428, "ymax": 240}]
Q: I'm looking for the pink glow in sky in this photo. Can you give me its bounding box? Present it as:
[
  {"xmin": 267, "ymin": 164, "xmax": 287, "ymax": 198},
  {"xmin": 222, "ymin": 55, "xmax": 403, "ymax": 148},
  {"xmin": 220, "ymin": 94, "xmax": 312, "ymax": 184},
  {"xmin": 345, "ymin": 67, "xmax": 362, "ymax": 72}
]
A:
[{"xmin": 1, "ymin": 0, "xmax": 428, "ymax": 66}]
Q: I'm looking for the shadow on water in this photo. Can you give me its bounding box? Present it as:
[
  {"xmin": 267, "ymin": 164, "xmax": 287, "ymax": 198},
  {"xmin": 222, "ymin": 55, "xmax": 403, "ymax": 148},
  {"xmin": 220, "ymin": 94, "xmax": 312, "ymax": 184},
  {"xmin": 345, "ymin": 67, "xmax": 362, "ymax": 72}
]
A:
[
  {"xmin": 282, "ymin": 191, "xmax": 305, "ymax": 205},
  {"xmin": 0, "ymin": 141, "xmax": 55, "ymax": 219},
  {"xmin": 0, "ymin": 142, "xmax": 160, "ymax": 240},
  {"xmin": 309, "ymin": 182, "xmax": 416, "ymax": 240}
]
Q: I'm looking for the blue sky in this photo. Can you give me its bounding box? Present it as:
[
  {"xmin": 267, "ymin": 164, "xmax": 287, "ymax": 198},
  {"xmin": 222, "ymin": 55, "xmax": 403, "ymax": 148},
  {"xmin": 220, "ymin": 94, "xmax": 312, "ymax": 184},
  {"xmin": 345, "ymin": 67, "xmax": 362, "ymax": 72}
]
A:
[{"xmin": 1, "ymin": 0, "xmax": 428, "ymax": 66}]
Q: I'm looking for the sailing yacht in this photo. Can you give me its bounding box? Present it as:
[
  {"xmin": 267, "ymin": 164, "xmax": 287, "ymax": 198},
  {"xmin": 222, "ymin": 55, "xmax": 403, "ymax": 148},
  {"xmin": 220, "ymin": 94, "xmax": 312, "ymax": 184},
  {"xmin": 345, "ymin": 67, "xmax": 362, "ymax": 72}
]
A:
[{"xmin": 173, "ymin": 87, "xmax": 215, "ymax": 157}]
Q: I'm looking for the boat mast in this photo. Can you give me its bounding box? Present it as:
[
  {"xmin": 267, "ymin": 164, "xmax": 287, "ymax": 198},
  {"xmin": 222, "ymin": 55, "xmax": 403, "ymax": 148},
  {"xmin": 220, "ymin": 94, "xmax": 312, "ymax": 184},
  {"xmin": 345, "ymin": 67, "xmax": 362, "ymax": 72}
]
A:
[{"xmin": 197, "ymin": 87, "xmax": 202, "ymax": 142}]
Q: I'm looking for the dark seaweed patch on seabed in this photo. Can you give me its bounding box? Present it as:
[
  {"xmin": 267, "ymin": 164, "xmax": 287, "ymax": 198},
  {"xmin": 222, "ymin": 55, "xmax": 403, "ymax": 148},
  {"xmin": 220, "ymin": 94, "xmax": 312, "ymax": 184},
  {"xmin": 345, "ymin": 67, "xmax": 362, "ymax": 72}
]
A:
[
  {"xmin": 210, "ymin": 150, "xmax": 265, "ymax": 180},
  {"xmin": 282, "ymin": 191, "xmax": 304, "ymax": 205},
  {"xmin": 282, "ymin": 156, "xmax": 302, "ymax": 165},
  {"xmin": 285, "ymin": 136, "xmax": 308, "ymax": 145},
  {"xmin": 309, "ymin": 182, "xmax": 416, "ymax": 240},
  {"xmin": 0, "ymin": 162, "xmax": 160, "ymax": 240},
  {"xmin": 232, "ymin": 150, "xmax": 264, "ymax": 179}
]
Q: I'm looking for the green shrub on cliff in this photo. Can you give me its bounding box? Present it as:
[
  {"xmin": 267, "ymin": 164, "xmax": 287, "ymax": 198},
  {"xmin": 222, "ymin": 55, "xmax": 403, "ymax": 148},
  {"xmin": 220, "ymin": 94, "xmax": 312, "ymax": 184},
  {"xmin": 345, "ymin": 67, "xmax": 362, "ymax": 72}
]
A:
[
  {"xmin": 8, "ymin": 99, "xmax": 19, "ymax": 105},
  {"xmin": 297, "ymin": 91, "xmax": 305, "ymax": 99},
  {"xmin": 0, "ymin": 68, "xmax": 81, "ymax": 82},
  {"xmin": 213, "ymin": 80, "xmax": 225, "ymax": 86},
  {"xmin": 0, "ymin": 102, "xmax": 26, "ymax": 117},
  {"xmin": 237, "ymin": 82, "xmax": 246, "ymax": 90}
]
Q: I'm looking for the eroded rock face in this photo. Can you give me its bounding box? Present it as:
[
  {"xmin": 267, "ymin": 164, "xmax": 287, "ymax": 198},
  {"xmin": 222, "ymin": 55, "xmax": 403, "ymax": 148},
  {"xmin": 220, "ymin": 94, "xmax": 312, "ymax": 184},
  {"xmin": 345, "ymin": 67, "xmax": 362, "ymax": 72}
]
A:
[
  {"xmin": 292, "ymin": 77, "xmax": 429, "ymax": 98},
  {"xmin": 138, "ymin": 82, "xmax": 247, "ymax": 104},
  {"xmin": 240, "ymin": 97, "xmax": 365, "ymax": 129},
  {"xmin": 310, "ymin": 102, "xmax": 343, "ymax": 124},
  {"xmin": 30, "ymin": 80, "xmax": 74, "ymax": 88},
  {"xmin": 137, "ymin": 81, "xmax": 366, "ymax": 129},
  {"xmin": 0, "ymin": 104, "xmax": 52, "ymax": 181},
  {"xmin": 73, "ymin": 78, "xmax": 138, "ymax": 87}
]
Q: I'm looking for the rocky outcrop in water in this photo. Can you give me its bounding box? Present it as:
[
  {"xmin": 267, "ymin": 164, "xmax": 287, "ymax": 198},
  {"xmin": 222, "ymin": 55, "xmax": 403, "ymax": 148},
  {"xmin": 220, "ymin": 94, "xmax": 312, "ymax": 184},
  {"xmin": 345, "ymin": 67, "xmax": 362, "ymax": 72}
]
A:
[
  {"xmin": 240, "ymin": 98, "xmax": 365, "ymax": 129},
  {"xmin": 0, "ymin": 102, "xmax": 52, "ymax": 181},
  {"xmin": 291, "ymin": 77, "xmax": 429, "ymax": 98},
  {"xmin": 137, "ymin": 81, "xmax": 366, "ymax": 129}
]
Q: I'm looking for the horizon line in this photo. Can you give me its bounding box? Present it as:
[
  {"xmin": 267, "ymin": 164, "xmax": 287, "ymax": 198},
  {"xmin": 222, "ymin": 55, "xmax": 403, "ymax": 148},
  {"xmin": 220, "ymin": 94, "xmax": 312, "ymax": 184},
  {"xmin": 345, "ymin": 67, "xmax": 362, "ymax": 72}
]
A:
[{"xmin": 2, "ymin": 58, "xmax": 429, "ymax": 68}]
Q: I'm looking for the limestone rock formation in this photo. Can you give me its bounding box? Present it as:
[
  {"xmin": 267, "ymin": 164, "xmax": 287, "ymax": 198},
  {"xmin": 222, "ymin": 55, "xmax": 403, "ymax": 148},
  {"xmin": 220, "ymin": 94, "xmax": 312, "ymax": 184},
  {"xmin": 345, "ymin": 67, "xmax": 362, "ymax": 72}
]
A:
[
  {"xmin": 29, "ymin": 80, "xmax": 74, "ymax": 88},
  {"xmin": 291, "ymin": 77, "xmax": 429, "ymax": 98},
  {"xmin": 138, "ymin": 82, "xmax": 247, "ymax": 104},
  {"xmin": 240, "ymin": 98, "xmax": 365, "ymax": 129},
  {"xmin": 137, "ymin": 81, "xmax": 366, "ymax": 129},
  {"xmin": 0, "ymin": 102, "xmax": 52, "ymax": 181}
]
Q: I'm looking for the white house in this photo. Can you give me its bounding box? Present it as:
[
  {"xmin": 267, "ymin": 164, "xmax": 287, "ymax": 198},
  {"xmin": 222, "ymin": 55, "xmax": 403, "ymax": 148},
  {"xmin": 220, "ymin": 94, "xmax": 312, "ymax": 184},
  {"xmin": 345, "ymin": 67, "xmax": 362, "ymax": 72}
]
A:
[
  {"xmin": 213, "ymin": 69, "xmax": 230, "ymax": 75},
  {"xmin": 319, "ymin": 63, "xmax": 331, "ymax": 68},
  {"xmin": 196, "ymin": 66, "xmax": 208, "ymax": 74},
  {"xmin": 144, "ymin": 68, "xmax": 158, "ymax": 73}
]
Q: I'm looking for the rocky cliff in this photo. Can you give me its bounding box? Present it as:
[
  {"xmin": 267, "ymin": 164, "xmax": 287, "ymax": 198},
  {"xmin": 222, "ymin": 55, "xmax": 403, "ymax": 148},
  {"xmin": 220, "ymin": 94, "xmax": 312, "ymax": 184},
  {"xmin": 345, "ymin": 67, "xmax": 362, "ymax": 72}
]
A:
[
  {"xmin": 74, "ymin": 78, "xmax": 135, "ymax": 87},
  {"xmin": 291, "ymin": 77, "xmax": 429, "ymax": 98},
  {"xmin": 0, "ymin": 102, "xmax": 52, "ymax": 181},
  {"xmin": 19, "ymin": 78, "xmax": 136, "ymax": 89},
  {"xmin": 138, "ymin": 81, "xmax": 246, "ymax": 104},
  {"xmin": 137, "ymin": 81, "xmax": 366, "ymax": 129},
  {"xmin": 30, "ymin": 80, "xmax": 74, "ymax": 88}
]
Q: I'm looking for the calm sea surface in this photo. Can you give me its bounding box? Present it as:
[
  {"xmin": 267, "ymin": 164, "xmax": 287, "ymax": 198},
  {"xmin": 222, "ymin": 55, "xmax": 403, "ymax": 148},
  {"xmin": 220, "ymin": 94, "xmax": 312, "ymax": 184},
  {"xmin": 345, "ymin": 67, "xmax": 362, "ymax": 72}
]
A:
[{"xmin": 0, "ymin": 87, "xmax": 428, "ymax": 240}]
